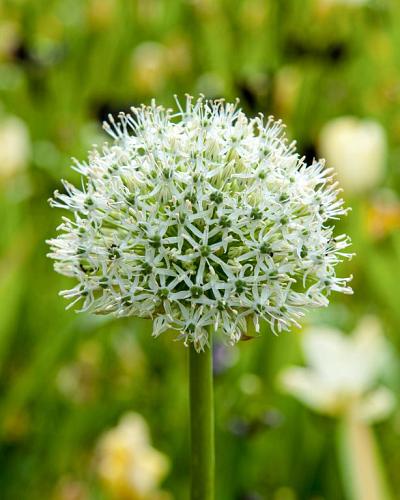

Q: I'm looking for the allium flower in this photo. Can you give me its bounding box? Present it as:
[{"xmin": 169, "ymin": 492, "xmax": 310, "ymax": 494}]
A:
[
  {"xmin": 96, "ymin": 413, "xmax": 169, "ymax": 500},
  {"xmin": 279, "ymin": 316, "xmax": 396, "ymax": 422},
  {"xmin": 318, "ymin": 116, "xmax": 386, "ymax": 195},
  {"xmin": 47, "ymin": 96, "xmax": 352, "ymax": 350}
]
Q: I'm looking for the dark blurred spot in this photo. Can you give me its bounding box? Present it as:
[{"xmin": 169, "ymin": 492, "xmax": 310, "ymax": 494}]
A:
[
  {"xmin": 11, "ymin": 41, "xmax": 67, "ymax": 97},
  {"xmin": 237, "ymin": 491, "xmax": 263, "ymax": 500},
  {"xmin": 12, "ymin": 43, "xmax": 33, "ymax": 64},
  {"xmin": 285, "ymin": 39, "xmax": 309, "ymax": 59},
  {"xmin": 228, "ymin": 410, "xmax": 283, "ymax": 438},
  {"xmin": 236, "ymin": 73, "xmax": 272, "ymax": 114},
  {"xmin": 213, "ymin": 342, "xmax": 236, "ymax": 376},
  {"xmin": 12, "ymin": 41, "xmax": 67, "ymax": 68},
  {"xmin": 285, "ymin": 38, "xmax": 348, "ymax": 64},
  {"xmin": 92, "ymin": 101, "xmax": 139, "ymax": 125},
  {"xmin": 237, "ymin": 80, "xmax": 258, "ymax": 112},
  {"xmin": 327, "ymin": 43, "xmax": 348, "ymax": 63},
  {"xmin": 261, "ymin": 409, "xmax": 284, "ymax": 429},
  {"xmin": 228, "ymin": 417, "xmax": 251, "ymax": 437},
  {"xmin": 300, "ymin": 144, "xmax": 318, "ymax": 165}
]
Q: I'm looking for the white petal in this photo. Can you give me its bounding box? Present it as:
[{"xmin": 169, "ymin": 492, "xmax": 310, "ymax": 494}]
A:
[
  {"xmin": 279, "ymin": 367, "xmax": 338, "ymax": 414},
  {"xmin": 355, "ymin": 387, "xmax": 396, "ymax": 423},
  {"xmin": 350, "ymin": 316, "xmax": 389, "ymax": 390},
  {"xmin": 302, "ymin": 327, "xmax": 354, "ymax": 390}
]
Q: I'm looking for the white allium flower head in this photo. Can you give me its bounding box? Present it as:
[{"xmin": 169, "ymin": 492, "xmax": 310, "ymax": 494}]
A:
[{"xmin": 47, "ymin": 96, "xmax": 353, "ymax": 351}]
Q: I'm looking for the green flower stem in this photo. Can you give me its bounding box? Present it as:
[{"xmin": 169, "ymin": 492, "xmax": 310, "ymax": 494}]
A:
[
  {"xmin": 337, "ymin": 412, "xmax": 393, "ymax": 500},
  {"xmin": 189, "ymin": 340, "xmax": 215, "ymax": 500}
]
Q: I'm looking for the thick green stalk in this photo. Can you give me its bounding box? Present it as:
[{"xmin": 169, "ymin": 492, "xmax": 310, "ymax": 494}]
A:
[
  {"xmin": 189, "ymin": 341, "xmax": 215, "ymax": 500},
  {"xmin": 337, "ymin": 412, "xmax": 393, "ymax": 500}
]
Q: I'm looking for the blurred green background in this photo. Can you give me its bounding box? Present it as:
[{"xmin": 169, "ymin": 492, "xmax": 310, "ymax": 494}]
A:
[{"xmin": 1, "ymin": 0, "xmax": 400, "ymax": 499}]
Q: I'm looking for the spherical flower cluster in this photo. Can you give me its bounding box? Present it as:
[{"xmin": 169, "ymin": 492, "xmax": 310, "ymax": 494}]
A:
[{"xmin": 47, "ymin": 96, "xmax": 352, "ymax": 350}]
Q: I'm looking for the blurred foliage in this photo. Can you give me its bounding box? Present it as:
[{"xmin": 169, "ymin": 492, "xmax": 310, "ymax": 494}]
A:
[{"xmin": 0, "ymin": 0, "xmax": 400, "ymax": 499}]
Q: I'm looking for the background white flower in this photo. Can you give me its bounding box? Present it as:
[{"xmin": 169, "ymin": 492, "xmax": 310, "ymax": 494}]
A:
[
  {"xmin": 318, "ymin": 116, "xmax": 386, "ymax": 195},
  {"xmin": 96, "ymin": 412, "xmax": 170, "ymax": 500},
  {"xmin": 280, "ymin": 316, "xmax": 396, "ymax": 422},
  {"xmin": 0, "ymin": 115, "xmax": 30, "ymax": 182},
  {"xmin": 48, "ymin": 96, "xmax": 352, "ymax": 350}
]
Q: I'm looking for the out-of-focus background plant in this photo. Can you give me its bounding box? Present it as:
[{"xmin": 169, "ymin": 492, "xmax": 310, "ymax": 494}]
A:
[{"xmin": 0, "ymin": 0, "xmax": 399, "ymax": 499}]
